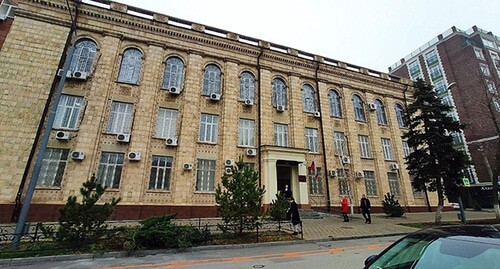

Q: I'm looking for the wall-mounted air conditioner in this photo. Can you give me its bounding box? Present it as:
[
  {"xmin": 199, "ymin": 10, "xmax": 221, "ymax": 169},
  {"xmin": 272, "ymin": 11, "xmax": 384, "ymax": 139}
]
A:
[
  {"xmin": 57, "ymin": 69, "xmax": 72, "ymax": 78},
  {"xmin": 341, "ymin": 156, "xmax": 351, "ymax": 164},
  {"xmin": 72, "ymin": 71, "xmax": 88, "ymax": 80},
  {"xmin": 128, "ymin": 152, "xmax": 141, "ymax": 161},
  {"xmin": 210, "ymin": 93, "xmax": 221, "ymax": 101},
  {"xmin": 225, "ymin": 159, "xmax": 235, "ymax": 167},
  {"xmin": 355, "ymin": 171, "xmax": 364, "ymax": 178},
  {"xmin": 244, "ymin": 99, "xmax": 254, "ymax": 106},
  {"xmin": 71, "ymin": 151, "xmax": 85, "ymax": 160},
  {"xmin": 117, "ymin": 133, "xmax": 130, "ymax": 143},
  {"xmin": 277, "ymin": 105, "xmax": 285, "ymax": 112},
  {"xmin": 169, "ymin": 87, "xmax": 181, "ymax": 95},
  {"xmin": 166, "ymin": 138, "xmax": 178, "ymax": 146},
  {"xmin": 224, "ymin": 167, "xmax": 233, "ymax": 175},
  {"xmin": 313, "ymin": 111, "xmax": 321, "ymax": 118},
  {"xmin": 390, "ymin": 163, "xmax": 400, "ymax": 170},
  {"xmin": 55, "ymin": 131, "xmax": 70, "ymax": 141},
  {"xmin": 328, "ymin": 170, "xmax": 337, "ymax": 177},
  {"xmin": 183, "ymin": 163, "xmax": 193, "ymax": 170},
  {"xmin": 369, "ymin": 103, "xmax": 377, "ymax": 110},
  {"xmin": 246, "ymin": 148, "xmax": 257, "ymax": 156}
]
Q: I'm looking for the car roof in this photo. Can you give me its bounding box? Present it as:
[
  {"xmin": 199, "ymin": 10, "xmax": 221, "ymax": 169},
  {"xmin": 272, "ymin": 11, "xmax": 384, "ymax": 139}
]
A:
[{"xmin": 409, "ymin": 224, "xmax": 500, "ymax": 241}]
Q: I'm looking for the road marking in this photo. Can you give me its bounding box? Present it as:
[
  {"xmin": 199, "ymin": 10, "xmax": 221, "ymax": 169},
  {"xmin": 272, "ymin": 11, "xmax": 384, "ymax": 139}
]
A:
[{"xmin": 98, "ymin": 243, "xmax": 388, "ymax": 269}]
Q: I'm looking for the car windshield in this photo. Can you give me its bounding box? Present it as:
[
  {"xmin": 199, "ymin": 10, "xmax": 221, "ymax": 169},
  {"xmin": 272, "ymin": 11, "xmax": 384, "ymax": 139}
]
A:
[{"xmin": 368, "ymin": 234, "xmax": 500, "ymax": 269}]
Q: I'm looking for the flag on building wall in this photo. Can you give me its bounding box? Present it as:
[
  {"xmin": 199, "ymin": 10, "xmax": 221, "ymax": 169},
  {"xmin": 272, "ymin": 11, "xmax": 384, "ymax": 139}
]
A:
[{"xmin": 311, "ymin": 161, "xmax": 317, "ymax": 178}]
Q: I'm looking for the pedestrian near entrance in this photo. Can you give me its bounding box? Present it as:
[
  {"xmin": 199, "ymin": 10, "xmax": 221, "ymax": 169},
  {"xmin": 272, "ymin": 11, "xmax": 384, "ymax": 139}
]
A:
[
  {"xmin": 341, "ymin": 196, "xmax": 349, "ymax": 222},
  {"xmin": 360, "ymin": 194, "xmax": 371, "ymax": 224},
  {"xmin": 287, "ymin": 197, "xmax": 301, "ymax": 235},
  {"xmin": 284, "ymin": 184, "xmax": 292, "ymax": 199}
]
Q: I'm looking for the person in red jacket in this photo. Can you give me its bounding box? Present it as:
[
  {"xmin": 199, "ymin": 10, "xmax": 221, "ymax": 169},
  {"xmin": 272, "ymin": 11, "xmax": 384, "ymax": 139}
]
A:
[{"xmin": 341, "ymin": 196, "xmax": 349, "ymax": 222}]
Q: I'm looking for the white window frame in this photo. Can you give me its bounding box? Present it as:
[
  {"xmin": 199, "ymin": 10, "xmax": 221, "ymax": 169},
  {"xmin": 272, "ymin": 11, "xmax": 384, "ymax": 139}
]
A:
[
  {"xmin": 162, "ymin": 56, "xmax": 184, "ymax": 90},
  {"xmin": 480, "ymin": 63, "xmax": 491, "ymax": 76},
  {"xmin": 155, "ymin": 108, "xmax": 178, "ymax": 139},
  {"xmin": 363, "ymin": 170, "xmax": 378, "ymax": 196},
  {"xmin": 375, "ymin": 99, "xmax": 387, "ymax": 125},
  {"xmin": 272, "ymin": 78, "xmax": 287, "ymax": 108},
  {"xmin": 202, "ymin": 64, "xmax": 222, "ymax": 96},
  {"xmin": 97, "ymin": 152, "xmax": 124, "ymax": 189},
  {"xmin": 302, "ymin": 84, "xmax": 316, "ymax": 113},
  {"xmin": 37, "ymin": 148, "xmax": 69, "ymax": 187},
  {"xmin": 334, "ymin": 131, "xmax": 348, "ymax": 156},
  {"xmin": 106, "ymin": 101, "xmax": 134, "ymax": 134},
  {"xmin": 337, "ymin": 169, "xmax": 350, "ymax": 196},
  {"xmin": 149, "ymin": 155, "xmax": 173, "ymax": 191},
  {"xmin": 474, "ymin": 47, "xmax": 485, "ymax": 60},
  {"xmin": 402, "ymin": 141, "xmax": 412, "ymax": 158},
  {"xmin": 429, "ymin": 66, "xmax": 443, "ymax": 81},
  {"xmin": 352, "ymin": 94, "xmax": 366, "ymax": 121},
  {"xmin": 274, "ymin": 123, "xmax": 288, "ymax": 147},
  {"xmin": 358, "ymin": 135, "xmax": 372, "ymax": 158},
  {"xmin": 395, "ymin": 104, "xmax": 406, "ymax": 128},
  {"xmin": 305, "ymin": 127, "xmax": 319, "ymax": 153},
  {"xmin": 69, "ymin": 39, "xmax": 97, "ymax": 73},
  {"xmin": 199, "ymin": 113, "xmax": 219, "ymax": 143},
  {"xmin": 309, "ymin": 167, "xmax": 323, "ymax": 194},
  {"xmin": 117, "ymin": 48, "xmax": 143, "ymax": 84},
  {"xmin": 381, "ymin": 138, "xmax": 394, "ymax": 160},
  {"xmin": 238, "ymin": 118, "xmax": 255, "ymax": 147},
  {"xmin": 53, "ymin": 94, "xmax": 84, "ymax": 130},
  {"xmin": 239, "ymin": 71, "xmax": 255, "ymax": 102},
  {"xmin": 387, "ymin": 172, "xmax": 401, "ymax": 197},
  {"xmin": 329, "ymin": 89, "xmax": 342, "ymax": 117},
  {"xmin": 196, "ymin": 159, "xmax": 216, "ymax": 192}
]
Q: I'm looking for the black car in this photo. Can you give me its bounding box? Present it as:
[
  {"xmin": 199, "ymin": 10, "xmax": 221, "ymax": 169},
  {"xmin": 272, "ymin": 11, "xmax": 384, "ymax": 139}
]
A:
[{"xmin": 363, "ymin": 225, "xmax": 500, "ymax": 269}]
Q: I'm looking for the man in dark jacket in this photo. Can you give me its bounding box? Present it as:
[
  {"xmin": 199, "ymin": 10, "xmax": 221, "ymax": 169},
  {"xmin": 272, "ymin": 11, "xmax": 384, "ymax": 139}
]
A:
[
  {"xmin": 287, "ymin": 197, "xmax": 301, "ymax": 235},
  {"xmin": 360, "ymin": 194, "xmax": 371, "ymax": 224}
]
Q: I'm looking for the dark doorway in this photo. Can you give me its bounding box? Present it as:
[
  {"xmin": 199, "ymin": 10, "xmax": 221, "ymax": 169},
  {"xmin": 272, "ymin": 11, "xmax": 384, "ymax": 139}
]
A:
[{"xmin": 276, "ymin": 164, "xmax": 291, "ymax": 197}]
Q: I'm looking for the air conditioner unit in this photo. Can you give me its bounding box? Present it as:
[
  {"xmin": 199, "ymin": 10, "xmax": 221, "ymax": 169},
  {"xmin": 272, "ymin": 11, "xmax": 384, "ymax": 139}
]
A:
[
  {"xmin": 128, "ymin": 152, "xmax": 141, "ymax": 161},
  {"xmin": 244, "ymin": 99, "xmax": 254, "ymax": 106},
  {"xmin": 390, "ymin": 163, "xmax": 400, "ymax": 170},
  {"xmin": 117, "ymin": 133, "xmax": 130, "ymax": 143},
  {"xmin": 57, "ymin": 69, "xmax": 72, "ymax": 78},
  {"xmin": 225, "ymin": 159, "xmax": 235, "ymax": 167},
  {"xmin": 369, "ymin": 103, "xmax": 377, "ymax": 110},
  {"xmin": 277, "ymin": 105, "xmax": 285, "ymax": 112},
  {"xmin": 246, "ymin": 148, "xmax": 257, "ymax": 156},
  {"xmin": 313, "ymin": 111, "xmax": 321, "ymax": 118},
  {"xmin": 72, "ymin": 71, "xmax": 88, "ymax": 80},
  {"xmin": 169, "ymin": 87, "xmax": 181, "ymax": 95},
  {"xmin": 341, "ymin": 156, "xmax": 351, "ymax": 164},
  {"xmin": 224, "ymin": 167, "xmax": 233, "ymax": 175},
  {"xmin": 183, "ymin": 163, "xmax": 193, "ymax": 170},
  {"xmin": 166, "ymin": 138, "xmax": 178, "ymax": 146},
  {"xmin": 328, "ymin": 170, "xmax": 337, "ymax": 177},
  {"xmin": 55, "ymin": 131, "xmax": 70, "ymax": 141},
  {"xmin": 355, "ymin": 171, "xmax": 364, "ymax": 178},
  {"xmin": 71, "ymin": 151, "xmax": 85, "ymax": 160},
  {"xmin": 210, "ymin": 93, "xmax": 221, "ymax": 101}
]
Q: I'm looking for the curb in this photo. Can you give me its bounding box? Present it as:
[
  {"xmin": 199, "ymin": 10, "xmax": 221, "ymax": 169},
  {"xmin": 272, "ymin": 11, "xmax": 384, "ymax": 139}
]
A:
[{"xmin": 0, "ymin": 232, "xmax": 411, "ymax": 267}]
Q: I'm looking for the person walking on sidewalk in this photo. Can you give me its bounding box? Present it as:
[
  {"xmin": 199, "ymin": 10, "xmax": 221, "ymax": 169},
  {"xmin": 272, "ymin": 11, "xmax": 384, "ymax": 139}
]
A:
[
  {"xmin": 360, "ymin": 194, "xmax": 371, "ymax": 224},
  {"xmin": 287, "ymin": 196, "xmax": 301, "ymax": 235},
  {"xmin": 341, "ymin": 196, "xmax": 349, "ymax": 222}
]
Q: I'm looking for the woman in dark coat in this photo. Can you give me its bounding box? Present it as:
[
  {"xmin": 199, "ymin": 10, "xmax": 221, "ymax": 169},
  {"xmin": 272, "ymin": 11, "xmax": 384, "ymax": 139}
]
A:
[{"xmin": 287, "ymin": 197, "xmax": 301, "ymax": 235}]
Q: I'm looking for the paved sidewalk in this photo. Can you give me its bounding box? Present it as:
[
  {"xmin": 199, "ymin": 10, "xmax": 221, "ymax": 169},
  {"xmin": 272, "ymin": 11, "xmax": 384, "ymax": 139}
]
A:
[{"xmin": 301, "ymin": 210, "xmax": 499, "ymax": 241}]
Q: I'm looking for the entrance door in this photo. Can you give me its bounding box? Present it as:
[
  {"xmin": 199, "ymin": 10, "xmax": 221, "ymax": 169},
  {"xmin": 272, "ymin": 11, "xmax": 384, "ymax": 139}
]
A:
[{"xmin": 276, "ymin": 164, "xmax": 291, "ymax": 197}]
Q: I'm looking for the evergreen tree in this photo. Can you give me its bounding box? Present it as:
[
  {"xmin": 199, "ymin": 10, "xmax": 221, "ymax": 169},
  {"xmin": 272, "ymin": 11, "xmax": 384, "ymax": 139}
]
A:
[
  {"xmin": 403, "ymin": 79, "xmax": 468, "ymax": 224},
  {"xmin": 56, "ymin": 174, "xmax": 121, "ymax": 249},
  {"xmin": 215, "ymin": 157, "xmax": 266, "ymax": 234}
]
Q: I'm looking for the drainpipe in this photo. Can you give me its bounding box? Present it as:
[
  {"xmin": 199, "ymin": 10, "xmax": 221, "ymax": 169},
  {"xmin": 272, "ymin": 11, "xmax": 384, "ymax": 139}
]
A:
[
  {"xmin": 11, "ymin": 2, "xmax": 81, "ymax": 222},
  {"xmin": 257, "ymin": 47, "xmax": 264, "ymax": 188},
  {"xmin": 12, "ymin": 0, "xmax": 80, "ymax": 249},
  {"xmin": 316, "ymin": 61, "xmax": 331, "ymax": 212}
]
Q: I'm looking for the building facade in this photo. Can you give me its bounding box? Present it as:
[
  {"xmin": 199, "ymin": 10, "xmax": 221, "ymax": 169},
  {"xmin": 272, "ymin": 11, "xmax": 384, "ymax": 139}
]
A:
[
  {"xmin": 0, "ymin": 0, "xmax": 431, "ymax": 223},
  {"xmin": 389, "ymin": 26, "xmax": 500, "ymax": 207}
]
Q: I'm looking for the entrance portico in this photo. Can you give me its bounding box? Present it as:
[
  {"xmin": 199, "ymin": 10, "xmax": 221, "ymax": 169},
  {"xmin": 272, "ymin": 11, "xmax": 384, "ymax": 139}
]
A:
[{"xmin": 261, "ymin": 146, "xmax": 310, "ymax": 206}]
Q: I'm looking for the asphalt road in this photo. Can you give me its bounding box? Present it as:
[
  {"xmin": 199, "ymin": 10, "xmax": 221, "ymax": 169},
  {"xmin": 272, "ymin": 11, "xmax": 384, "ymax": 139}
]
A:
[{"xmin": 5, "ymin": 235, "xmax": 404, "ymax": 269}]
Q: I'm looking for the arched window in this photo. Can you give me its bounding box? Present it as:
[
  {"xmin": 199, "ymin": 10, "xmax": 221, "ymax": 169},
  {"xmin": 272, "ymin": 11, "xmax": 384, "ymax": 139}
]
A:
[
  {"xmin": 239, "ymin": 71, "xmax": 255, "ymax": 102},
  {"xmin": 69, "ymin": 39, "xmax": 97, "ymax": 73},
  {"xmin": 352, "ymin": 94, "xmax": 366, "ymax": 121},
  {"xmin": 272, "ymin": 78, "xmax": 287, "ymax": 108},
  {"xmin": 329, "ymin": 90, "xmax": 342, "ymax": 117},
  {"xmin": 202, "ymin": 64, "xmax": 221, "ymax": 95},
  {"xmin": 395, "ymin": 104, "xmax": 406, "ymax": 128},
  {"xmin": 162, "ymin": 56, "xmax": 184, "ymax": 91},
  {"xmin": 375, "ymin": 99, "xmax": 387, "ymax": 125},
  {"xmin": 302, "ymin": 84, "xmax": 316, "ymax": 113},
  {"xmin": 117, "ymin": 48, "xmax": 143, "ymax": 84}
]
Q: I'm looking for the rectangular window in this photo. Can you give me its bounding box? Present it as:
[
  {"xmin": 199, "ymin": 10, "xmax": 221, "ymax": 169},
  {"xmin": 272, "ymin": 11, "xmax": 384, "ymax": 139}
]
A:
[
  {"xmin": 149, "ymin": 155, "xmax": 173, "ymax": 190},
  {"xmin": 381, "ymin": 138, "xmax": 394, "ymax": 160},
  {"xmin": 402, "ymin": 141, "xmax": 412, "ymax": 158},
  {"xmin": 425, "ymin": 50, "xmax": 439, "ymax": 66},
  {"xmin": 474, "ymin": 47, "xmax": 485, "ymax": 59},
  {"xmin": 334, "ymin": 131, "xmax": 348, "ymax": 156},
  {"xmin": 482, "ymin": 37, "xmax": 495, "ymax": 49},
  {"xmin": 37, "ymin": 148, "xmax": 69, "ymax": 187},
  {"xmin": 196, "ymin": 159, "xmax": 216, "ymax": 192},
  {"xmin": 429, "ymin": 66, "xmax": 443, "ymax": 81},
  {"xmin": 97, "ymin": 152, "xmax": 124, "ymax": 189},
  {"xmin": 433, "ymin": 80, "xmax": 446, "ymax": 94},
  {"xmin": 337, "ymin": 169, "xmax": 350, "ymax": 196},
  {"xmin": 486, "ymin": 81, "xmax": 497, "ymax": 94},
  {"xmin": 106, "ymin": 101, "xmax": 134, "ymax": 134},
  {"xmin": 387, "ymin": 172, "xmax": 401, "ymax": 197},
  {"xmin": 155, "ymin": 108, "xmax": 178, "ymax": 139},
  {"xmin": 480, "ymin": 63, "xmax": 491, "ymax": 76},
  {"xmin": 274, "ymin": 123, "xmax": 288, "ymax": 147},
  {"xmin": 309, "ymin": 167, "xmax": 323, "ymax": 194},
  {"xmin": 363, "ymin": 170, "xmax": 378, "ymax": 196},
  {"xmin": 358, "ymin": 135, "xmax": 371, "ymax": 158},
  {"xmin": 199, "ymin": 113, "xmax": 219, "ymax": 143},
  {"xmin": 238, "ymin": 119, "xmax": 255, "ymax": 146},
  {"xmin": 54, "ymin": 95, "xmax": 84, "ymax": 129},
  {"xmin": 410, "ymin": 176, "xmax": 424, "ymax": 198},
  {"xmin": 305, "ymin": 128, "xmax": 319, "ymax": 153},
  {"xmin": 408, "ymin": 60, "xmax": 421, "ymax": 78}
]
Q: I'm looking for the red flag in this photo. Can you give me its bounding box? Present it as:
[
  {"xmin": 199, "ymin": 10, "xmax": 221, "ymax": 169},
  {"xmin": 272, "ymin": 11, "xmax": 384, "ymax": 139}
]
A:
[{"xmin": 311, "ymin": 161, "xmax": 317, "ymax": 178}]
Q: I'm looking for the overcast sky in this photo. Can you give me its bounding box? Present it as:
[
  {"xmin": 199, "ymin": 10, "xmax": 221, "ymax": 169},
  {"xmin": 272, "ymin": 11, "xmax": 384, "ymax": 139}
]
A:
[{"xmin": 112, "ymin": 0, "xmax": 500, "ymax": 73}]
